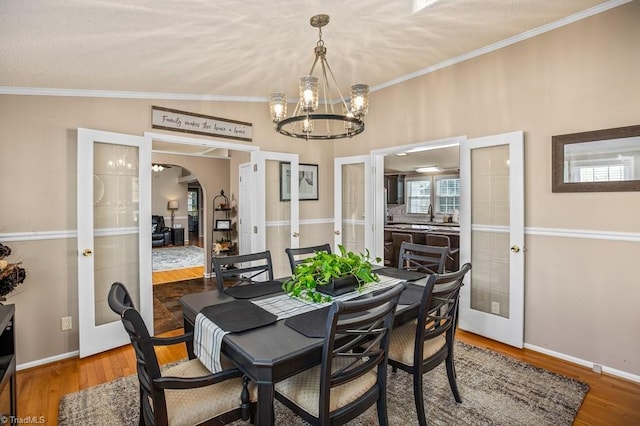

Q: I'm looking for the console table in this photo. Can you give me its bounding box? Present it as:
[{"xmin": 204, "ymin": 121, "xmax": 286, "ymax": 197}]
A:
[{"xmin": 0, "ymin": 304, "xmax": 16, "ymax": 419}]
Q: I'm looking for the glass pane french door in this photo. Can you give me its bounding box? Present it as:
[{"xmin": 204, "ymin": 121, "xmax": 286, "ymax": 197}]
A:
[
  {"xmin": 251, "ymin": 151, "xmax": 299, "ymax": 279},
  {"xmin": 334, "ymin": 156, "xmax": 372, "ymax": 255},
  {"xmin": 77, "ymin": 128, "xmax": 151, "ymax": 357},
  {"xmin": 459, "ymin": 131, "xmax": 524, "ymax": 348}
]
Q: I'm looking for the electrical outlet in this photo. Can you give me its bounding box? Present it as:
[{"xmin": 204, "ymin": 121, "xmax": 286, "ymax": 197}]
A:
[
  {"xmin": 491, "ymin": 301, "xmax": 500, "ymax": 314},
  {"xmin": 61, "ymin": 316, "xmax": 72, "ymax": 331}
]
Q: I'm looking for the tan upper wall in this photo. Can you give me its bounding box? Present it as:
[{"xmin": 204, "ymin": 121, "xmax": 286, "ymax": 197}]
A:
[
  {"xmin": 0, "ymin": 2, "xmax": 638, "ymax": 374},
  {"xmin": 336, "ymin": 1, "xmax": 640, "ymax": 232}
]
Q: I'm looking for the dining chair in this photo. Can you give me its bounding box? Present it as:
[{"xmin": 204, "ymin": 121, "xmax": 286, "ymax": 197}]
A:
[
  {"xmin": 425, "ymin": 233, "xmax": 460, "ymax": 272},
  {"xmin": 391, "ymin": 232, "xmax": 413, "ymax": 268},
  {"xmin": 284, "ymin": 243, "xmax": 332, "ymax": 274},
  {"xmin": 387, "ymin": 263, "xmax": 472, "ymax": 426},
  {"xmin": 108, "ymin": 282, "xmax": 256, "ymax": 426},
  {"xmin": 397, "ymin": 241, "xmax": 448, "ymax": 274},
  {"xmin": 274, "ymin": 283, "xmax": 406, "ymax": 425},
  {"xmin": 212, "ymin": 250, "xmax": 274, "ymax": 291}
]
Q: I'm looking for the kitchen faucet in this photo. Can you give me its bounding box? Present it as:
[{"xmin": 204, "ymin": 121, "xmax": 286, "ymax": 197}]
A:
[{"xmin": 428, "ymin": 204, "xmax": 434, "ymax": 221}]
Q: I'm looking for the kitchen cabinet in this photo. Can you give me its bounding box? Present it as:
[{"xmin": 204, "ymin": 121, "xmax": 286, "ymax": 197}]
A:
[{"xmin": 385, "ymin": 174, "xmax": 405, "ymax": 204}]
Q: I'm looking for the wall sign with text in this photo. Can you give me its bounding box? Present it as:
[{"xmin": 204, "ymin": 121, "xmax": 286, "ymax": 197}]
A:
[{"xmin": 151, "ymin": 106, "xmax": 252, "ymax": 142}]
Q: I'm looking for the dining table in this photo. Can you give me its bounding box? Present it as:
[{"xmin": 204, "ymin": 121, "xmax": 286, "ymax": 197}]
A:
[{"xmin": 179, "ymin": 267, "xmax": 428, "ymax": 425}]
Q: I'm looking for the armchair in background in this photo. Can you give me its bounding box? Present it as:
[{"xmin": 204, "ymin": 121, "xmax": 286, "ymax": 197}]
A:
[{"xmin": 152, "ymin": 215, "xmax": 171, "ymax": 247}]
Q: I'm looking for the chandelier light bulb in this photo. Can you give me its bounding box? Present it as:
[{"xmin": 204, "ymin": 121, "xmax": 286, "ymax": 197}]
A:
[
  {"xmin": 303, "ymin": 117, "xmax": 314, "ymax": 134},
  {"xmin": 350, "ymin": 84, "xmax": 369, "ymax": 117},
  {"xmin": 269, "ymin": 92, "xmax": 287, "ymax": 123},
  {"xmin": 299, "ymin": 76, "xmax": 319, "ymax": 113}
]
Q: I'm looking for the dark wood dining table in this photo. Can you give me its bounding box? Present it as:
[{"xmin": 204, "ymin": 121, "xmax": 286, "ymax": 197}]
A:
[{"xmin": 179, "ymin": 270, "xmax": 424, "ymax": 425}]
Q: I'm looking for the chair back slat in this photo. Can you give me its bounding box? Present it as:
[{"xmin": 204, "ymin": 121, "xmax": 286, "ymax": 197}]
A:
[
  {"xmin": 415, "ymin": 264, "xmax": 471, "ymax": 363},
  {"xmin": 397, "ymin": 241, "xmax": 448, "ymax": 274},
  {"xmin": 285, "ymin": 243, "xmax": 332, "ymax": 274},
  {"xmin": 212, "ymin": 250, "xmax": 274, "ymax": 290}
]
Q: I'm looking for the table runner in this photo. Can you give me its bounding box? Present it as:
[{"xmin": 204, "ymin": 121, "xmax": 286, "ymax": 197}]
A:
[
  {"xmin": 194, "ymin": 313, "xmax": 229, "ymax": 373},
  {"xmin": 251, "ymin": 274, "xmax": 404, "ymax": 320}
]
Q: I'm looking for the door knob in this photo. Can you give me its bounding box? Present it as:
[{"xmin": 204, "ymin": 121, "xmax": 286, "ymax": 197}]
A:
[
  {"xmin": 82, "ymin": 249, "xmax": 93, "ymax": 257},
  {"xmin": 334, "ymin": 230, "xmax": 341, "ymax": 235},
  {"xmin": 510, "ymin": 245, "xmax": 520, "ymax": 253},
  {"xmin": 292, "ymin": 232, "xmax": 299, "ymax": 237}
]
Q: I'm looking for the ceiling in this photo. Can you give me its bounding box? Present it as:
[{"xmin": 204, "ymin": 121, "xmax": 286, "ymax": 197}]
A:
[
  {"xmin": 1, "ymin": 0, "xmax": 612, "ymax": 98},
  {"xmin": 0, "ymin": 1, "xmax": 616, "ymax": 172}
]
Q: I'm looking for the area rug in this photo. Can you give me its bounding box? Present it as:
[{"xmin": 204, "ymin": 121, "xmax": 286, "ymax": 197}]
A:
[
  {"xmin": 58, "ymin": 341, "xmax": 588, "ymax": 425},
  {"xmin": 152, "ymin": 246, "xmax": 204, "ymax": 271}
]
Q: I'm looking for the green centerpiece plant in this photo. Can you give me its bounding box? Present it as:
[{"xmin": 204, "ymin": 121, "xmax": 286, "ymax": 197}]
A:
[{"xmin": 283, "ymin": 245, "xmax": 381, "ymax": 303}]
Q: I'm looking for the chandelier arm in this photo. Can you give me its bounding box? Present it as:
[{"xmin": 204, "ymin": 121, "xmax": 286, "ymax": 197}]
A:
[
  {"xmin": 322, "ymin": 57, "xmax": 351, "ymax": 112},
  {"xmin": 319, "ymin": 61, "xmax": 332, "ymax": 135},
  {"xmin": 319, "ymin": 59, "xmax": 334, "ymax": 115},
  {"xmin": 308, "ymin": 54, "xmax": 321, "ymax": 76}
]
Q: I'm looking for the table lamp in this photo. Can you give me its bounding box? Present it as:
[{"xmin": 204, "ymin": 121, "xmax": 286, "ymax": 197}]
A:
[{"xmin": 167, "ymin": 200, "xmax": 179, "ymax": 228}]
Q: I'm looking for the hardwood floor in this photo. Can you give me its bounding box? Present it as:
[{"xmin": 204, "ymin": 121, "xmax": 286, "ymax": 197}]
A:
[
  {"xmin": 26, "ymin": 247, "xmax": 640, "ymax": 425},
  {"xmin": 152, "ymin": 265, "xmax": 205, "ymax": 285}
]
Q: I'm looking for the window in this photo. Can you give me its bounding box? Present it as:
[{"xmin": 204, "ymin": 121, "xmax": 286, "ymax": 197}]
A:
[
  {"xmin": 406, "ymin": 179, "xmax": 431, "ymax": 214},
  {"xmin": 435, "ymin": 177, "xmax": 460, "ymax": 214},
  {"xmin": 406, "ymin": 175, "xmax": 460, "ymax": 216}
]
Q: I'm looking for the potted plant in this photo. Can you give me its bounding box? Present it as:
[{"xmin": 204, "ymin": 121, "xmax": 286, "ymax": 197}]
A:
[{"xmin": 283, "ymin": 245, "xmax": 381, "ymax": 303}]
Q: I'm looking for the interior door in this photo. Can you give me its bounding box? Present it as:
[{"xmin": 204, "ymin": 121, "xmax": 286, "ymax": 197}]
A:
[
  {"xmin": 459, "ymin": 131, "xmax": 525, "ymax": 348},
  {"xmin": 77, "ymin": 128, "xmax": 152, "ymax": 357},
  {"xmin": 238, "ymin": 163, "xmax": 252, "ymax": 255},
  {"xmin": 334, "ymin": 155, "xmax": 372, "ymax": 256},
  {"xmin": 251, "ymin": 151, "xmax": 299, "ymax": 278}
]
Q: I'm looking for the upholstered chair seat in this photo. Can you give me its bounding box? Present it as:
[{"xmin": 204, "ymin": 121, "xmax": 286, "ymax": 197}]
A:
[
  {"xmin": 274, "ymin": 357, "xmax": 377, "ymax": 417},
  {"xmin": 162, "ymin": 359, "xmax": 257, "ymax": 426},
  {"xmin": 387, "ymin": 320, "xmax": 447, "ymax": 366}
]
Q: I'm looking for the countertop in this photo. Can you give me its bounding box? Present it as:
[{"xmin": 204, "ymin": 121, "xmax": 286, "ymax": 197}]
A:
[{"xmin": 385, "ymin": 222, "xmax": 460, "ymax": 233}]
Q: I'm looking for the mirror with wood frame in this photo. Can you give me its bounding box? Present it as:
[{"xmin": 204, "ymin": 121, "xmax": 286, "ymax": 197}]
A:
[{"xmin": 552, "ymin": 124, "xmax": 640, "ymax": 192}]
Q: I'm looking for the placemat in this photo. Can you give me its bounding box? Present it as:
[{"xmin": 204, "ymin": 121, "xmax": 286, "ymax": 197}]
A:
[
  {"xmin": 284, "ymin": 306, "xmax": 331, "ymax": 338},
  {"xmin": 374, "ymin": 267, "xmax": 425, "ymax": 282},
  {"xmin": 223, "ymin": 280, "xmax": 284, "ymax": 299},
  {"xmin": 200, "ymin": 300, "xmax": 277, "ymax": 333},
  {"xmin": 398, "ymin": 283, "xmax": 425, "ymax": 305}
]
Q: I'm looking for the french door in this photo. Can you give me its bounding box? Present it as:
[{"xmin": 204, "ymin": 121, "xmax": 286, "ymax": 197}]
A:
[
  {"xmin": 77, "ymin": 128, "xmax": 152, "ymax": 357},
  {"xmin": 459, "ymin": 131, "xmax": 525, "ymax": 348},
  {"xmin": 334, "ymin": 155, "xmax": 373, "ymax": 256},
  {"xmin": 251, "ymin": 151, "xmax": 299, "ymax": 278}
]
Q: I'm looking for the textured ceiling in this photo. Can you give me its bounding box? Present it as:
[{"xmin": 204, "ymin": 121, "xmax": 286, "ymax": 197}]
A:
[{"xmin": 0, "ymin": 0, "xmax": 613, "ymax": 99}]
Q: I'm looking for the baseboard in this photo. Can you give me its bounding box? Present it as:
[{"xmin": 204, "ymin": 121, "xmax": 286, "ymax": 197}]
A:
[
  {"xmin": 17, "ymin": 350, "xmax": 79, "ymax": 371},
  {"xmin": 524, "ymin": 342, "xmax": 640, "ymax": 384}
]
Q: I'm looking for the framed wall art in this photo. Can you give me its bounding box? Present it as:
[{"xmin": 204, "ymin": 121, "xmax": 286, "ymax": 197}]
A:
[
  {"xmin": 215, "ymin": 219, "xmax": 232, "ymax": 230},
  {"xmin": 280, "ymin": 163, "xmax": 319, "ymax": 201}
]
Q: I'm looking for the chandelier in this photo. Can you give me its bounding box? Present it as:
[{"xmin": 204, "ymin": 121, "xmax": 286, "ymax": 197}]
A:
[{"xmin": 269, "ymin": 14, "xmax": 369, "ymax": 140}]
